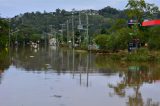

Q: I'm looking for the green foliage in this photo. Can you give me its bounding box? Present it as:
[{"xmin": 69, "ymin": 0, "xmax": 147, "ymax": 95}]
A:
[
  {"xmin": 109, "ymin": 19, "xmax": 127, "ymax": 32},
  {"xmin": 0, "ymin": 19, "xmax": 9, "ymax": 47},
  {"xmin": 95, "ymin": 27, "xmax": 133, "ymax": 51},
  {"xmin": 100, "ymin": 28, "xmax": 107, "ymax": 34},
  {"xmin": 126, "ymin": 48, "xmax": 150, "ymax": 62},
  {"xmin": 111, "ymin": 28, "xmax": 133, "ymax": 50},
  {"xmin": 0, "ymin": 34, "xmax": 8, "ymax": 47},
  {"xmin": 148, "ymin": 26, "xmax": 160, "ymax": 50},
  {"xmin": 94, "ymin": 34, "xmax": 109, "ymax": 49},
  {"xmin": 5, "ymin": 3, "xmax": 159, "ymax": 51},
  {"xmin": 126, "ymin": 0, "xmax": 146, "ymax": 20},
  {"xmin": 99, "ymin": 6, "xmax": 120, "ymax": 18},
  {"xmin": 10, "ymin": 7, "xmax": 130, "ymax": 46},
  {"xmin": 30, "ymin": 34, "xmax": 41, "ymax": 42},
  {"xmin": 126, "ymin": 0, "xmax": 159, "ymax": 21}
]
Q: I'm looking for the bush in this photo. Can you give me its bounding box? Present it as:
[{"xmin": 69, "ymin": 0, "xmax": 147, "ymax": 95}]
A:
[
  {"xmin": 127, "ymin": 48, "xmax": 150, "ymax": 62},
  {"xmin": 95, "ymin": 28, "xmax": 139, "ymax": 51},
  {"xmin": 148, "ymin": 26, "xmax": 160, "ymax": 50},
  {"xmin": 94, "ymin": 34, "xmax": 109, "ymax": 49},
  {"xmin": 0, "ymin": 19, "xmax": 9, "ymax": 47}
]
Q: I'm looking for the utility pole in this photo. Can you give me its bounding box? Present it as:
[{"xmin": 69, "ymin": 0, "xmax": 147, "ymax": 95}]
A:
[
  {"xmin": 53, "ymin": 30, "xmax": 58, "ymax": 46},
  {"xmin": 86, "ymin": 13, "xmax": 89, "ymax": 47},
  {"xmin": 72, "ymin": 9, "xmax": 75, "ymax": 48},
  {"xmin": 78, "ymin": 11, "xmax": 83, "ymax": 45},
  {"xmin": 66, "ymin": 20, "xmax": 70, "ymax": 45},
  {"xmin": 49, "ymin": 25, "xmax": 54, "ymax": 38},
  {"xmin": 60, "ymin": 24, "xmax": 65, "ymax": 44},
  {"xmin": 8, "ymin": 19, "xmax": 11, "ymax": 47},
  {"xmin": 43, "ymin": 31, "xmax": 47, "ymax": 48},
  {"xmin": 86, "ymin": 52, "xmax": 89, "ymax": 87},
  {"xmin": 72, "ymin": 48, "xmax": 75, "ymax": 79},
  {"xmin": 55, "ymin": 31, "xmax": 58, "ymax": 46},
  {"xmin": 21, "ymin": 17, "xmax": 23, "ymax": 25},
  {"xmin": 78, "ymin": 11, "xmax": 82, "ymax": 32}
]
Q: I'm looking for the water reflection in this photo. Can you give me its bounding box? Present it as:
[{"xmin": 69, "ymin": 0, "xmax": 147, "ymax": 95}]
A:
[
  {"xmin": 11, "ymin": 47, "xmax": 94, "ymax": 80},
  {"xmin": 0, "ymin": 47, "xmax": 160, "ymax": 106},
  {"xmin": 0, "ymin": 49, "xmax": 11, "ymax": 84},
  {"xmin": 109, "ymin": 65, "xmax": 160, "ymax": 106}
]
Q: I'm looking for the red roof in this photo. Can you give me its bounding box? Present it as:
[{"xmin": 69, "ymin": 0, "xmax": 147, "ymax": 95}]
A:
[{"xmin": 142, "ymin": 20, "xmax": 160, "ymax": 27}]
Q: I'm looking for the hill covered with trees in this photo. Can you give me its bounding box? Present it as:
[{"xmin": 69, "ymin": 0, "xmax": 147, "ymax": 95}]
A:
[
  {"xmin": 1, "ymin": 0, "xmax": 160, "ymax": 51},
  {"xmin": 8, "ymin": 6, "xmax": 129, "ymax": 46}
]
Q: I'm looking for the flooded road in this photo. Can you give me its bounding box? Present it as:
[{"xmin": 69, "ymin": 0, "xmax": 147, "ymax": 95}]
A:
[{"xmin": 0, "ymin": 46, "xmax": 160, "ymax": 106}]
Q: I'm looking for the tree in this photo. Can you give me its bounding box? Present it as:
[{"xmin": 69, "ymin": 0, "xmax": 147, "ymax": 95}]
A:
[
  {"xmin": 0, "ymin": 19, "xmax": 9, "ymax": 47},
  {"xmin": 95, "ymin": 34, "xmax": 109, "ymax": 49},
  {"xmin": 61, "ymin": 9, "xmax": 66, "ymax": 16},
  {"xmin": 148, "ymin": 26, "xmax": 160, "ymax": 50},
  {"xmin": 55, "ymin": 8, "xmax": 61, "ymax": 15},
  {"xmin": 99, "ymin": 6, "xmax": 119, "ymax": 17},
  {"xmin": 109, "ymin": 19, "xmax": 127, "ymax": 32},
  {"xmin": 126, "ymin": 0, "xmax": 159, "ymax": 21},
  {"xmin": 100, "ymin": 28, "xmax": 107, "ymax": 34}
]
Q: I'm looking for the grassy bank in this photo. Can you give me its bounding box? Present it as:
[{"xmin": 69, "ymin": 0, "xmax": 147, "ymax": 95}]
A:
[{"xmin": 92, "ymin": 48, "xmax": 160, "ymax": 62}]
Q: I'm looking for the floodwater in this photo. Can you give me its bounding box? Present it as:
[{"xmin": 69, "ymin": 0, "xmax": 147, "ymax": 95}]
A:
[{"xmin": 0, "ymin": 46, "xmax": 160, "ymax": 106}]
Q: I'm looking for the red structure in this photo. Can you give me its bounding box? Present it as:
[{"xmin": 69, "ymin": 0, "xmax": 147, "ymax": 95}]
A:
[{"xmin": 142, "ymin": 20, "xmax": 160, "ymax": 27}]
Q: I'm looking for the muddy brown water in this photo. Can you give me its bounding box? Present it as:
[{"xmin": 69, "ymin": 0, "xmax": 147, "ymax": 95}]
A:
[{"xmin": 0, "ymin": 46, "xmax": 160, "ymax": 106}]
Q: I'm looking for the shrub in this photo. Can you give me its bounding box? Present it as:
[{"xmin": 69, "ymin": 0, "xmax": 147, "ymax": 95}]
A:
[{"xmin": 94, "ymin": 34, "xmax": 109, "ymax": 49}]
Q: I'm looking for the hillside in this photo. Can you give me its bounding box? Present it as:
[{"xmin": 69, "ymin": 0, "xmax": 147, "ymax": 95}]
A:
[{"xmin": 9, "ymin": 7, "xmax": 128, "ymax": 44}]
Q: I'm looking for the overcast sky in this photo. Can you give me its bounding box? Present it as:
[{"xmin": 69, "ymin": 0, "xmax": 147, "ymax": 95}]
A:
[{"xmin": 0, "ymin": 0, "xmax": 159, "ymax": 18}]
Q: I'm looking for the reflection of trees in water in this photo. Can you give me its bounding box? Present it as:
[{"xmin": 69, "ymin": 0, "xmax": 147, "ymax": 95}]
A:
[
  {"xmin": 12, "ymin": 47, "xmax": 49, "ymax": 71},
  {"xmin": 11, "ymin": 47, "xmax": 97, "ymax": 74},
  {"xmin": 12, "ymin": 47, "xmax": 133, "ymax": 75},
  {"xmin": 126, "ymin": 85, "xmax": 159, "ymax": 106},
  {"xmin": 8, "ymin": 47, "xmax": 160, "ymax": 102},
  {"xmin": 127, "ymin": 95, "xmax": 159, "ymax": 106},
  {"xmin": 0, "ymin": 49, "xmax": 11, "ymax": 84},
  {"xmin": 11, "ymin": 47, "xmax": 97, "ymax": 87},
  {"xmin": 95, "ymin": 55, "xmax": 129, "ymax": 75},
  {"xmin": 108, "ymin": 65, "xmax": 160, "ymax": 106}
]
